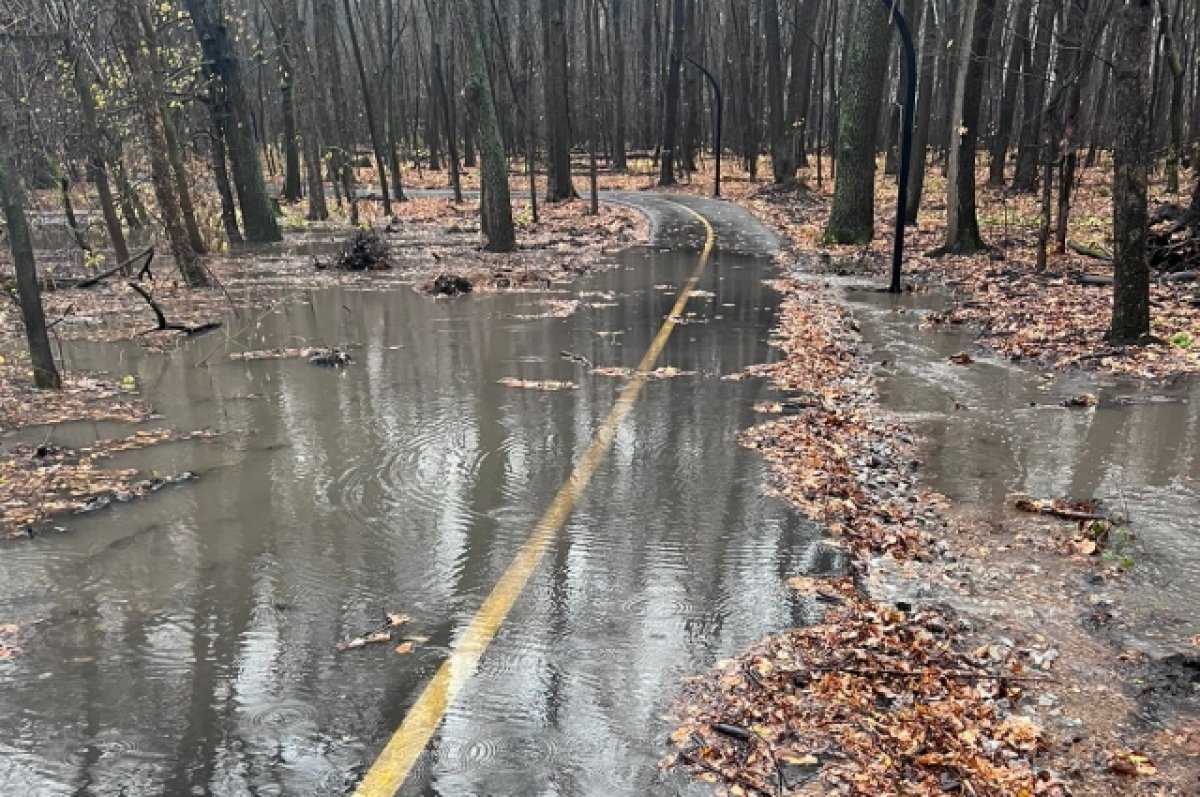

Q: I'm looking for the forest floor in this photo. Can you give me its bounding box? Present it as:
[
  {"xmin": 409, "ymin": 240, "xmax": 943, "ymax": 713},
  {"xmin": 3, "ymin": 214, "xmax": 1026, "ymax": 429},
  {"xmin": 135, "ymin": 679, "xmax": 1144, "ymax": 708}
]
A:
[{"xmin": 640, "ymin": 160, "xmax": 1199, "ymax": 795}]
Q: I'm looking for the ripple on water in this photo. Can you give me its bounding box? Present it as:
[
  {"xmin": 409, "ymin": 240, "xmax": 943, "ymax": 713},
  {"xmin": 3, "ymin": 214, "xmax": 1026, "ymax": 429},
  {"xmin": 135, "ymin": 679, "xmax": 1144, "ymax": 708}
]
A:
[
  {"xmin": 241, "ymin": 697, "xmax": 321, "ymax": 738},
  {"xmin": 326, "ymin": 422, "xmax": 490, "ymax": 535}
]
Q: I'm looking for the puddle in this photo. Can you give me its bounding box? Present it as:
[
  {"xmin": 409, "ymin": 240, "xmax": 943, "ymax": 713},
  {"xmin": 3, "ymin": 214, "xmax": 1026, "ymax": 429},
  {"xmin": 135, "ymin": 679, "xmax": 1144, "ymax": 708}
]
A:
[
  {"xmin": 842, "ymin": 283, "xmax": 1200, "ymax": 652},
  {"xmin": 0, "ymin": 247, "xmax": 841, "ymax": 795}
]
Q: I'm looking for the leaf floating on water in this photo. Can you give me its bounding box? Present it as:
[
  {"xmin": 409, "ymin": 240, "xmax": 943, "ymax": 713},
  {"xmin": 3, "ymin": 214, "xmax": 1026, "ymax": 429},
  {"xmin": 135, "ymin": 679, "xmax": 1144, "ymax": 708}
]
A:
[
  {"xmin": 335, "ymin": 630, "xmax": 393, "ymax": 652},
  {"xmin": 496, "ymin": 377, "xmax": 578, "ymax": 391},
  {"xmin": 386, "ymin": 613, "xmax": 411, "ymax": 628},
  {"xmin": 394, "ymin": 642, "xmax": 414, "ymax": 656}
]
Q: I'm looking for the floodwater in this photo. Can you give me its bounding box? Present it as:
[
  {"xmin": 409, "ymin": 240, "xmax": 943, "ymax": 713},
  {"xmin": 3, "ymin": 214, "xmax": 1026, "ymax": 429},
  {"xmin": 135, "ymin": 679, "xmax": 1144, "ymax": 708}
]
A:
[
  {"xmin": 0, "ymin": 200, "xmax": 843, "ymax": 795},
  {"xmin": 842, "ymin": 284, "xmax": 1200, "ymax": 652}
]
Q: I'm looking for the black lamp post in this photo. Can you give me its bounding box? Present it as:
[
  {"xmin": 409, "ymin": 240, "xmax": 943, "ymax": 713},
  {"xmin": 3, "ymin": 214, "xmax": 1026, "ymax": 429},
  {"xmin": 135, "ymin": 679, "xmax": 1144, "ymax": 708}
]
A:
[{"xmin": 880, "ymin": 0, "xmax": 917, "ymax": 293}]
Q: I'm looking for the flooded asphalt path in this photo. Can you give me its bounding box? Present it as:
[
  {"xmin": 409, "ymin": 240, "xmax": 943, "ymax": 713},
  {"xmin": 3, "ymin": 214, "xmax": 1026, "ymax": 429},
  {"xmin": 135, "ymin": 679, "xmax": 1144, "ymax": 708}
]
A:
[{"xmin": 0, "ymin": 195, "xmax": 844, "ymax": 795}]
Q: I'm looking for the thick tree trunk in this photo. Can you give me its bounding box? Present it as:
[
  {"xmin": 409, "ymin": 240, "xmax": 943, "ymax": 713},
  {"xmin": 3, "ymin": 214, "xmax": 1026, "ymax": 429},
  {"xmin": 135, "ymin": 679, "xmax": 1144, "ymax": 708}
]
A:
[
  {"xmin": 941, "ymin": 0, "xmax": 995, "ymax": 254},
  {"xmin": 542, "ymin": 0, "xmax": 576, "ymax": 200},
  {"xmin": 826, "ymin": 0, "xmax": 892, "ymax": 243},
  {"xmin": 1012, "ymin": 0, "xmax": 1054, "ymax": 192},
  {"xmin": 1109, "ymin": 0, "xmax": 1153, "ymax": 343},
  {"xmin": 658, "ymin": 0, "xmax": 685, "ymax": 185},
  {"xmin": 457, "ymin": 0, "xmax": 515, "ymax": 250},
  {"xmin": 115, "ymin": 0, "xmax": 209, "ymax": 287},
  {"xmin": 0, "ymin": 115, "xmax": 60, "ymax": 389},
  {"xmin": 987, "ymin": 0, "xmax": 1030, "ymax": 186}
]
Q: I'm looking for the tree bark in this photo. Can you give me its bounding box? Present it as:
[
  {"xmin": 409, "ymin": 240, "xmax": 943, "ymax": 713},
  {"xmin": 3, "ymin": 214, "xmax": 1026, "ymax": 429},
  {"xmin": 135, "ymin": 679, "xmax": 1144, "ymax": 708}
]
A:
[
  {"xmin": 1012, "ymin": 0, "xmax": 1054, "ymax": 192},
  {"xmin": 658, "ymin": 0, "xmax": 685, "ymax": 185},
  {"xmin": 184, "ymin": 0, "xmax": 282, "ymax": 243},
  {"xmin": 0, "ymin": 113, "xmax": 60, "ymax": 388},
  {"xmin": 209, "ymin": 111, "xmax": 244, "ymax": 245},
  {"xmin": 942, "ymin": 0, "xmax": 996, "ymax": 253},
  {"xmin": 826, "ymin": 0, "xmax": 892, "ymax": 243},
  {"xmin": 987, "ymin": 0, "xmax": 1030, "ymax": 186},
  {"xmin": 1161, "ymin": 0, "xmax": 1185, "ymax": 193},
  {"xmin": 1109, "ymin": 0, "xmax": 1153, "ymax": 343},
  {"xmin": 764, "ymin": 0, "xmax": 793, "ymax": 183},
  {"xmin": 905, "ymin": 0, "xmax": 938, "ymax": 224},
  {"xmin": 611, "ymin": 0, "xmax": 628, "ymax": 170},
  {"xmin": 541, "ymin": 0, "xmax": 576, "ymax": 199},
  {"xmin": 70, "ymin": 46, "xmax": 129, "ymax": 265},
  {"xmin": 343, "ymin": 0, "xmax": 392, "ymax": 215},
  {"xmin": 456, "ymin": 0, "xmax": 515, "ymax": 250},
  {"xmin": 314, "ymin": 0, "xmax": 358, "ymax": 223}
]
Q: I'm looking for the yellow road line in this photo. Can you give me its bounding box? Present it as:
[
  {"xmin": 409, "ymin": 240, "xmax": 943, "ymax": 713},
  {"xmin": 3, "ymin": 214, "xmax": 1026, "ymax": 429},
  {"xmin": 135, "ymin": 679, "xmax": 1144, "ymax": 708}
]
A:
[{"xmin": 354, "ymin": 200, "xmax": 716, "ymax": 797}]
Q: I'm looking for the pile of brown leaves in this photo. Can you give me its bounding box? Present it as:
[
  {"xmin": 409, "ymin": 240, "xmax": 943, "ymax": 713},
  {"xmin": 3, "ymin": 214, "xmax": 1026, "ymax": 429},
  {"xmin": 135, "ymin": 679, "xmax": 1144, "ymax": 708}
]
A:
[
  {"xmin": 667, "ymin": 578, "xmax": 1062, "ymax": 797},
  {"xmin": 739, "ymin": 281, "xmax": 934, "ymax": 560}
]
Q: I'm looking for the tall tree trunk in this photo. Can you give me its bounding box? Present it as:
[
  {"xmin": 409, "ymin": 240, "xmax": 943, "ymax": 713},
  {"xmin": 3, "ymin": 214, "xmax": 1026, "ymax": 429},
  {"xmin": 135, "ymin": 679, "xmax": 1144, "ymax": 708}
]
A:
[
  {"xmin": 185, "ymin": 0, "xmax": 282, "ymax": 243},
  {"xmin": 987, "ymin": 0, "xmax": 1030, "ymax": 186},
  {"xmin": 611, "ymin": 0, "xmax": 628, "ymax": 170},
  {"xmin": 1109, "ymin": 0, "xmax": 1153, "ymax": 343},
  {"xmin": 541, "ymin": 0, "xmax": 575, "ymax": 199},
  {"xmin": 1161, "ymin": 0, "xmax": 1185, "ymax": 194},
  {"xmin": 114, "ymin": 0, "xmax": 209, "ymax": 287},
  {"xmin": 764, "ymin": 0, "xmax": 793, "ymax": 183},
  {"xmin": 942, "ymin": 0, "xmax": 997, "ymax": 253},
  {"xmin": 314, "ymin": 0, "xmax": 358, "ymax": 223},
  {"xmin": 905, "ymin": 0, "xmax": 938, "ymax": 224},
  {"xmin": 457, "ymin": 0, "xmax": 515, "ymax": 250},
  {"xmin": 0, "ymin": 116, "xmax": 60, "ymax": 389},
  {"xmin": 826, "ymin": 0, "xmax": 892, "ymax": 243},
  {"xmin": 786, "ymin": 0, "xmax": 818, "ymax": 170},
  {"xmin": 343, "ymin": 0, "xmax": 392, "ymax": 215},
  {"xmin": 658, "ymin": 0, "xmax": 685, "ymax": 185},
  {"xmin": 70, "ymin": 48, "xmax": 129, "ymax": 264},
  {"xmin": 275, "ymin": 17, "xmax": 303, "ymax": 203},
  {"xmin": 1012, "ymin": 0, "xmax": 1054, "ymax": 192},
  {"xmin": 209, "ymin": 111, "xmax": 244, "ymax": 245},
  {"xmin": 1053, "ymin": 0, "xmax": 1090, "ymax": 254}
]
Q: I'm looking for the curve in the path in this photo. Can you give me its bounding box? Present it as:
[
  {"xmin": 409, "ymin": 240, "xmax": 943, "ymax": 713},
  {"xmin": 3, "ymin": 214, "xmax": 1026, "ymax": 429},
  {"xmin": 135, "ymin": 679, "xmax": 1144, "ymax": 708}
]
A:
[{"xmin": 603, "ymin": 191, "xmax": 781, "ymax": 257}]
